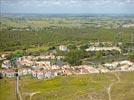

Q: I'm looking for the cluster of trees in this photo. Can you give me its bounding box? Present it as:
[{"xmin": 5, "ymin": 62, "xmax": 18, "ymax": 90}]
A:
[
  {"xmin": 128, "ymin": 53, "xmax": 134, "ymax": 62},
  {"xmin": 64, "ymin": 49, "xmax": 86, "ymax": 66},
  {"xmin": 63, "ymin": 47, "xmax": 121, "ymax": 66}
]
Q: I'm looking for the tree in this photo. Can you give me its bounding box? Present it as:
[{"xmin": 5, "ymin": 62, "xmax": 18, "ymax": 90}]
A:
[
  {"xmin": 80, "ymin": 44, "xmax": 89, "ymax": 50},
  {"xmin": 48, "ymin": 46, "xmax": 56, "ymax": 50},
  {"xmin": 95, "ymin": 51, "xmax": 103, "ymax": 59},
  {"xmin": 68, "ymin": 44, "xmax": 77, "ymax": 50},
  {"xmin": 128, "ymin": 53, "xmax": 134, "ymax": 62},
  {"xmin": 64, "ymin": 49, "xmax": 86, "ymax": 66}
]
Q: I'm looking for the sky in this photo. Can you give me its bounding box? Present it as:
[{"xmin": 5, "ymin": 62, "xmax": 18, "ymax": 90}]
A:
[{"xmin": 0, "ymin": 0, "xmax": 134, "ymax": 14}]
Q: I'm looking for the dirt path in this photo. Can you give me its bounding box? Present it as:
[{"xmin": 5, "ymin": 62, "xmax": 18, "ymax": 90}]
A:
[
  {"xmin": 16, "ymin": 76, "xmax": 23, "ymax": 100},
  {"xmin": 107, "ymin": 73, "xmax": 120, "ymax": 100},
  {"xmin": 24, "ymin": 92, "xmax": 40, "ymax": 100}
]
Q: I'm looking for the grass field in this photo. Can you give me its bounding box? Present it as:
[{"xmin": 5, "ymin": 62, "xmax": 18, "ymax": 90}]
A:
[{"xmin": 0, "ymin": 72, "xmax": 134, "ymax": 100}]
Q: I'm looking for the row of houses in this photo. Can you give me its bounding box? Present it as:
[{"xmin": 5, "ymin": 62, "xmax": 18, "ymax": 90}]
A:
[
  {"xmin": 0, "ymin": 68, "xmax": 71, "ymax": 79},
  {"xmin": 89, "ymin": 42, "xmax": 113, "ymax": 47},
  {"xmin": 103, "ymin": 60, "xmax": 134, "ymax": 71},
  {"xmin": 32, "ymin": 69, "xmax": 63, "ymax": 79},
  {"xmin": 1, "ymin": 59, "xmax": 134, "ymax": 79},
  {"xmin": 85, "ymin": 46, "xmax": 121, "ymax": 52},
  {"xmin": 74, "ymin": 65, "xmax": 100, "ymax": 74},
  {"xmin": 122, "ymin": 24, "xmax": 134, "ymax": 28},
  {"xmin": 0, "ymin": 68, "xmax": 32, "ymax": 78},
  {"xmin": 0, "ymin": 63, "xmax": 134, "ymax": 79},
  {"xmin": 0, "ymin": 69, "xmax": 16, "ymax": 78}
]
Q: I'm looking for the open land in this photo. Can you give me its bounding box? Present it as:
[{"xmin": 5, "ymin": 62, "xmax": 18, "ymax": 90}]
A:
[
  {"xmin": 0, "ymin": 14, "xmax": 134, "ymax": 100},
  {"xmin": 0, "ymin": 72, "xmax": 134, "ymax": 100}
]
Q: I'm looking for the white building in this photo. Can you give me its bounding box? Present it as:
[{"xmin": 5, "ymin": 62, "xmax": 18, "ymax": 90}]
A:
[
  {"xmin": 85, "ymin": 47, "xmax": 121, "ymax": 52},
  {"xmin": 37, "ymin": 71, "xmax": 44, "ymax": 79},
  {"xmin": 59, "ymin": 45, "xmax": 68, "ymax": 51},
  {"xmin": 5, "ymin": 70, "xmax": 15, "ymax": 78},
  {"xmin": 2, "ymin": 60, "xmax": 12, "ymax": 69}
]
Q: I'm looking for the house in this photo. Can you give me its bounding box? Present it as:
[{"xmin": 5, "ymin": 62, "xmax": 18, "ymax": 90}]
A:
[
  {"xmin": 2, "ymin": 60, "xmax": 12, "ymax": 69},
  {"xmin": 0, "ymin": 70, "xmax": 6, "ymax": 77},
  {"xmin": 103, "ymin": 60, "xmax": 134, "ymax": 71},
  {"xmin": 18, "ymin": 68, "xmax": 31, "ymax": 76},
  {"xmin": 56, "ymin": 56, "xmax": 64, "ymax": 60},
  {"xmin": 119, "ymin": 60, "xmax": 133, "ymax": 66},
  {"xmin": 27, "ymin": 68, "xmax": 32, "ymax": 74},
  {"xmin": 5, "ymin": 70, "xmax": 15, "ymax": 78},
  {"xmin": 32, "ymin": 71, "xmax": 37, "ymax": 78},
  {"xmin": 31, "ymin": 66, "xmax": 39, "ymax": 70},
  {"xmin": 86, "ymin": 67, "xmax": 99, "ymax": 73},
  {"xmin": 103, "ymin": 63, "xmax": 118, "ymax": 70},
  {"xmin": 128, "ymin": 66, "xmax": 134, "ymax": 71},
  {"xmin": 53, "ymin": 69, "xmax": 63, "ymax": 76},
  {"xmin": 59, "ymin": 45, "xmax": 68, "ymax": 51},
  {"xmin": 31, "ymin": 69, "xmax": 62, "ymax": 79},
  {"xmin": 35, "ymin": 54, "xmax": 55, "ymax": 60},
  {"xmin": 44, "ymin": 71, "xmax": 52, "ymax": 78},
  {"xmin": 80, "ymin": 68, "xmax": 89, "ymax": 74},
  {"xmin": 116, "ymin": 65, "xmax": 129, "ymax": 71},
  {"xmin": 17, "ymin": 60, "xmax": 33, "ymax": 67},
  {"xmin": 51, "ymin": 69, "xmax": 60, "ymax": 76},
  {"xmin": 73, "ymin": 68, "xmax": 81, "ymax": 74},
  {"xmin": 0, "ymin": 53, "xmax": 9, "ymax": 60},
  {"xmin": 85, "ymin": 46, "xmax": 121, "ymax": 53},
  {"xmin": 122, "ymin": 24, "xmax": 134, "ymax": 28},
  {"xmin": 51, "ymin": 65, "xmax": 60, "ymax": 69},
  {"xmin": 45, "ymin": 54, "xmax": 55, "ymax": 59},
  {"xmin": 77, "ymin": 65, "xmax": 99, "ymax": 74},
  {"xmin": 97, "ymin": 67, "xmax": 110, "ymax": 73},
  {"xmin": 36, "ymin": 61, "xmax": 51, "ymax": 67},
  {"xmin": 63, "ymin": 68, "xmax": 72, "ymax": 76},
  {"xmin": 37, "ymin": 71, "xmax": 44, "ymax": 79}
]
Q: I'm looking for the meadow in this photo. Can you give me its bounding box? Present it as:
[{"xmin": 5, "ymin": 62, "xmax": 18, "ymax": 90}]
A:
[{"xmin": 0, "ymin": 72, "xmax": 134, "ymax": 100}]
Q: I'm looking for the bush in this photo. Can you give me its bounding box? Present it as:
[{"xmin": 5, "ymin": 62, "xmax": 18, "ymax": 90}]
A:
[{"xmin": 128, "ymin": 53, "xmax": 134, "ymax": 62}]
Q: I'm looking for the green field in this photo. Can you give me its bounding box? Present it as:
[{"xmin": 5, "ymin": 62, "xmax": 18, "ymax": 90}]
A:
[{"xmin": 0, "ymin": 72, "xmax": 134, "ymax": 100}]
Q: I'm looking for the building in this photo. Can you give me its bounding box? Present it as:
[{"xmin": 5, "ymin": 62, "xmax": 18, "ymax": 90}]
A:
[
  {"xmin": 59, "ymin": 45, "xmax": 68, "ymax": 51},
  {"xmin": 5, "ymin": 70, "xmax": 15, "ymax": 78},
  {"xmin": 18, "ymin": 68, "xmax": 32, "ymax": 76},
  {"xmin": 85, "ymin": 47, "xmax": 121, "ymax": 53},
  {"xmin": 32, "ymin": 71, "xmax": 37, "ymax": 78},
  {"xmin": 2, "ymin": 60, "xmax": 12, "ymax": 69},
  {"xmin": 37, "ymin": 71, "xmax": 44, "ymax": 79}
]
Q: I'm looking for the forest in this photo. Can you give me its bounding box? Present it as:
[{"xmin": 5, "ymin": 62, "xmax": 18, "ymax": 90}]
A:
[{"xmin": 0, "ymin": 27, "xmax": 133, "ymax": 52}]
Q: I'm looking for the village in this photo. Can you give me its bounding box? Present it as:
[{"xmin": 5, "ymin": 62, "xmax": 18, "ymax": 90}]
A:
[{"xmin": 0, "ymin": 43, "xmax": 134, "ymax": 79}]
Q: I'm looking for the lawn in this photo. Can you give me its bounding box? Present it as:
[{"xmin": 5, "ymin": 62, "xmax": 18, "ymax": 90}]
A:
[
  {"xmin": 0, "ymin": 78, "xmax": 16, "ymax": 100},
  {"xmin": 0, "ymin": 72, "xmax": 134, "ymax": 100}
]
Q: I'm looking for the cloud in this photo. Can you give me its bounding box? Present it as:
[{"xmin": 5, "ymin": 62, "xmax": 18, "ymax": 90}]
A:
[
  {"xmin": 1, "ymin": 0, "xmax": 134, "ymax": 14},
  {"xmin": 1, "ymin": 0, "xmax": 134, "ymax": 7}
]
